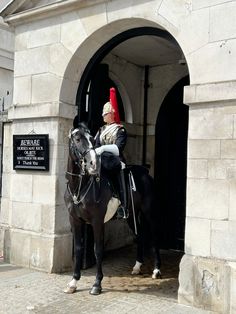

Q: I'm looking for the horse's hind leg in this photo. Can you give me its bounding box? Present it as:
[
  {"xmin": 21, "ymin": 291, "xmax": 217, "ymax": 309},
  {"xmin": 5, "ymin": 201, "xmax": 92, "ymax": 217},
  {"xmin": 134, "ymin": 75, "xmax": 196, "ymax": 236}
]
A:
[
  {"xmin": 64, "ymin": 218, "xmax": 84, "ymax": 294},
  {"xmin": 131, "ymin": 233, "xmax": 144, "ymax": 275},
  {"xmin": 90, "ymin": 222, "xmax": 104, "ymax": 295},
  {"xmin": 152, "ymin": 246, "xmax": 162, "ymax": 279}
]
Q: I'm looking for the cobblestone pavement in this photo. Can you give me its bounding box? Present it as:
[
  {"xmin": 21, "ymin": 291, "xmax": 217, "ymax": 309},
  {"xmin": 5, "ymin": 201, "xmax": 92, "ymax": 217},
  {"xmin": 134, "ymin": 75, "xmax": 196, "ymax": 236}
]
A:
[{"xmin": 0, "ymin": 246, "xmax": 216, "ymax": 314}]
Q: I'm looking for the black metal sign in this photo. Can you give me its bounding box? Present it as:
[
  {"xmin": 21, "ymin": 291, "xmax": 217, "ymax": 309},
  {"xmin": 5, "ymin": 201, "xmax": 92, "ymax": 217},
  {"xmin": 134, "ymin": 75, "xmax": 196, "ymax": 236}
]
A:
[{"xmin": 13, "ymin": 134, "xmax": 49, "ymax": 171}]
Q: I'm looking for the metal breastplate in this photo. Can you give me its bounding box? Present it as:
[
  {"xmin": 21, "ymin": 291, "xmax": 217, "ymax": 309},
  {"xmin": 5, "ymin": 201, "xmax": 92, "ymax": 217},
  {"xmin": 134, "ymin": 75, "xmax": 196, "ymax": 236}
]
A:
[{"xmin": 100, "ymin": 124, "xmax": 121, "ymax": 145}]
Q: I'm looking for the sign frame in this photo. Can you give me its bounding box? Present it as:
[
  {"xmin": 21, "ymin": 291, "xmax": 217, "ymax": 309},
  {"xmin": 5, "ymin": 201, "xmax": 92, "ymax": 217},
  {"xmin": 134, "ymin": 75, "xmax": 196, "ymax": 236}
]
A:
[{"xmin": 13, "ymin": 134, "xmax": 49, "ymax": 171}]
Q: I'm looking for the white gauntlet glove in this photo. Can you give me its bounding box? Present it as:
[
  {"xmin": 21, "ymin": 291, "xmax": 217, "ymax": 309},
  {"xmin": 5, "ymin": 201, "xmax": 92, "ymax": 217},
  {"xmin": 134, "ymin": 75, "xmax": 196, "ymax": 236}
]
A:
[
  {"xmin": 95, "ymin": 144, "xmax": 119, "ymax": 156},
  {"xmin": 95, "ymin": 146, "xmax": 104, "ymax": 155}
]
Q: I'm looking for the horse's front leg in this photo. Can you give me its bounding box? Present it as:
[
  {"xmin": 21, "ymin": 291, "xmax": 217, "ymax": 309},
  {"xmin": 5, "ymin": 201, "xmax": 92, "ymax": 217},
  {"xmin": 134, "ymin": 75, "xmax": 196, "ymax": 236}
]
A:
[
  {"xmin": 64, "ymin": 217, "xmax": 84, "ymax": 294},
  {"xmin": 90, "ymin": 222, "xmax": 104, "ymax": 295}
]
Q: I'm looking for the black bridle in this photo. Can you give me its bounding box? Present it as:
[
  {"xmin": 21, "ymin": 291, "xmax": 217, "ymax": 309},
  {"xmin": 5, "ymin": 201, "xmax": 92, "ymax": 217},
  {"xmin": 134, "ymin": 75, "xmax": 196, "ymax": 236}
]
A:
[
  {"xmin": 69, "ymin": 127, "xmax": 94, "ymax": 160},
  {"xmin": 68, "ymin": 126, "xmax": 99, "ymax": 175},
  {"xmin": 70, "ymin": 143, "xmax": 94, "ymax": 164},
  {"xmin": 66, "ymin": 126, "xmax": 100, "ymax": 204}
]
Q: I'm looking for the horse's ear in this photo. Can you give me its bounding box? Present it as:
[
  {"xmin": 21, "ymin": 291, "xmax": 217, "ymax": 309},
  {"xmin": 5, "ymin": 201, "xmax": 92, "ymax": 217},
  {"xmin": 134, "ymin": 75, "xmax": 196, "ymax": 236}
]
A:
[
  {"xmin": 78, "ymin": 121, "xmax": 89, "ymax": 133},
  {"xmin": 81, "ymin": 121, "xmax": 88, "ymax": 128},
  {"xmin": 73, "ymin": 115, "xmax": 79, "ymax": 129}
]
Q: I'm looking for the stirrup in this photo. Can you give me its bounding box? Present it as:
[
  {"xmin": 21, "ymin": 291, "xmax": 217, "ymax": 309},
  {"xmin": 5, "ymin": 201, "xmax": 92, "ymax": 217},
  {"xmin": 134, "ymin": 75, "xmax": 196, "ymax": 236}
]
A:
[{"xmin": 117, "ymin": 206, "xmax": 128, "ymax": 219}]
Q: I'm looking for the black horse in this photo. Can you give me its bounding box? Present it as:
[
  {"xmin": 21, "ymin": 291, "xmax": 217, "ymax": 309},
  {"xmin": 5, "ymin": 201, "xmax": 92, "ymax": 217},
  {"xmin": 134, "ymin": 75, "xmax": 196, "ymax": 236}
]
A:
[{"xmin": 64, "ymin": 123, "xmax": 161, "ymax": 295}]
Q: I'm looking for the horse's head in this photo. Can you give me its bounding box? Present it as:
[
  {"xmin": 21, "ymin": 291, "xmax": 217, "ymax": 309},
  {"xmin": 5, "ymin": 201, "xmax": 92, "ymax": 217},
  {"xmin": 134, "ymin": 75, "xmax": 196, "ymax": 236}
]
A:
[{"xmin": 68, "ymin": 123, "xmax": 99, "ymax": 175}]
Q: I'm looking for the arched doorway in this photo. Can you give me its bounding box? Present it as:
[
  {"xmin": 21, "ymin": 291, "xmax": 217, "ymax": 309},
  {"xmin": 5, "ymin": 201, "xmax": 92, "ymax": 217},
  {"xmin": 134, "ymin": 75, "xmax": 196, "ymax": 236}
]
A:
[
  {"xmin": 155, "ymin": 76, "xmax": 189, "ymax": 251},
  {"xmin": 71, "ymin": 25, "xmax": 189, "ymax": 267}
]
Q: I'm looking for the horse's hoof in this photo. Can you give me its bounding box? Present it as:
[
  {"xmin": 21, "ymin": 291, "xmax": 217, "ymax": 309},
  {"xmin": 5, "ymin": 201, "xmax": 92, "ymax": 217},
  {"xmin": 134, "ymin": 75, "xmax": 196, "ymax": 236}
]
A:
[
  {"xmin": 131, "ymin": 269, "xmax": 141, "ymax": 275},
  {"xmin": 152, "ymin": 269, "xmax": 162, "ymax": 279},
  {"xmin": 64, "ymin": 286, "xmax": 77, "ymax": 294},
  {"xmin": 90, "ymin": 286, "xmax": 102, "ymax": 295}
]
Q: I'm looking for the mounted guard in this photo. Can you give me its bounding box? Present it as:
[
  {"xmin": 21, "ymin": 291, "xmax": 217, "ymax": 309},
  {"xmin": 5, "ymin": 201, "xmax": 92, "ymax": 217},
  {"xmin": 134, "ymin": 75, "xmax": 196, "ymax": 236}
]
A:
[
  {"xmin": 64, "ymin": 121, "xmax": 161, "ymax": 295},
  {"xmin": 94, "ymin": 87, "xmax": 128, "ymax": 219}
]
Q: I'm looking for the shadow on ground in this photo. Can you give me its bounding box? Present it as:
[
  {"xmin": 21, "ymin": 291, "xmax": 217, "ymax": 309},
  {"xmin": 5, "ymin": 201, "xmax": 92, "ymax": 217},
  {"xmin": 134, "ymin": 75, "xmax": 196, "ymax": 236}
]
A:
[{"xmin": 67, "ymin": 244, "xmax": 183, "ymax": 300}]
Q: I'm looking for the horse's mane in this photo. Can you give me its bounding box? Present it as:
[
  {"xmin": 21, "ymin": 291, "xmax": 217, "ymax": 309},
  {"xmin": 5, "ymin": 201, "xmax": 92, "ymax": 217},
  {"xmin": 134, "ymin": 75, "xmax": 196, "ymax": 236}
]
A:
[{"xmin": 76, "ymin": 122, "xmax": 91, "ymax": 136}]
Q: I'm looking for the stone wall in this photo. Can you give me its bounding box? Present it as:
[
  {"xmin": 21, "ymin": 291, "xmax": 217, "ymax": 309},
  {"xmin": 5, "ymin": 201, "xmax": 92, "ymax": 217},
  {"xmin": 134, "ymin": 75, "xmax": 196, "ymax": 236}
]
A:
[
  {"xmin": 179, "ymin": 254, "xmax": 236, "ymax": 313},
  {"xmin": 179, "ymin": 81, "xmax": 236, "ymax": 312},
  {"xmin": 0, "ymin": 17, "xmax": 14, "ymax": 110},
  {"xmin": 0, "ymin": 17, "xmax": 14, "ymax": 257}
]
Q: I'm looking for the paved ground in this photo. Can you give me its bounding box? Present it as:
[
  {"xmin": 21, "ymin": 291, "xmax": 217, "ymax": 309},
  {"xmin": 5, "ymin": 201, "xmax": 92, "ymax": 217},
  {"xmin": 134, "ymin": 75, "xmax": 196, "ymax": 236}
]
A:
[{"xmin": 0, "ymin": 246, "xmax": 216, "ymax": 314}]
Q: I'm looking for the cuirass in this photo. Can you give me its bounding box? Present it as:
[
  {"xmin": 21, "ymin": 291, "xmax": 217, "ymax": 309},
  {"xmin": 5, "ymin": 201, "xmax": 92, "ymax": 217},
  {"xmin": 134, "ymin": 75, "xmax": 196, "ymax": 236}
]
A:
[{"xmin": 100, "ymin": 124, "xmax": 121, "ymax": 145}]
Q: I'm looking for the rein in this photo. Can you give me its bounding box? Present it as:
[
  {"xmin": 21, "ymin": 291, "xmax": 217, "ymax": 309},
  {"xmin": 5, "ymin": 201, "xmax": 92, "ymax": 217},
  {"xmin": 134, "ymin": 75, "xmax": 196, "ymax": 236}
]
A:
[
  {"xmin": 70, "ymin": 143, "xmax": 94, "ymax": 161},
  {"xmin": 66, "ymin": 171, "xmax": 81, "ymax": 177},
  {"xmin": 67, "ymin": 174, "xmax": 94, "ymax": 205}
]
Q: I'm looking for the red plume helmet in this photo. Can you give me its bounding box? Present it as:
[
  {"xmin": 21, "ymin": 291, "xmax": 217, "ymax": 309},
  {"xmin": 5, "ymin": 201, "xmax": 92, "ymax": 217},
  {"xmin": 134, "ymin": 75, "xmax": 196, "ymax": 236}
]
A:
[{"xmin": 110, "ymin": 87, "xmax": 120, "ymax": 124}]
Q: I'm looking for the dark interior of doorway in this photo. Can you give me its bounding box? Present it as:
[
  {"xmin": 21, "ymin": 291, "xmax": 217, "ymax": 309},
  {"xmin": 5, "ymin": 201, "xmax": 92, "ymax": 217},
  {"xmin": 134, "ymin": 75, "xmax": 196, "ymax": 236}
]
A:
[{"xmin": 155, "ymin": 76, "xmax": 189, "ymax": 252}]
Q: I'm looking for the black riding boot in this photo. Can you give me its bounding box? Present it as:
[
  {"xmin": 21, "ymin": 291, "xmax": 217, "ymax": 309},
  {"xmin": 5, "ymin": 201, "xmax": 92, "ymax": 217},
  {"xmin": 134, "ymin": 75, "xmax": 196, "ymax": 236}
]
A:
[{"xmin": 116, "ymin": 170, "xmax": 128, "ymax": 219}]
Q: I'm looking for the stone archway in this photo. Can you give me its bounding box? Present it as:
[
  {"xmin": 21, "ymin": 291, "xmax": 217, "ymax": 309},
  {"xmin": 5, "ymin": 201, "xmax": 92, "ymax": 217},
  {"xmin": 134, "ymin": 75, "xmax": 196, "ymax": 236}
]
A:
[
  {"xmin": 59, "ymin": 18, "xmax": 185, "ymax": 109},
  {"xmin": 58, "ymin": 15, "xmax": 236, "ymax": 312},
  {"xmin": 58, "ymin": 18, "xmax": 189, "ymax": 270}
]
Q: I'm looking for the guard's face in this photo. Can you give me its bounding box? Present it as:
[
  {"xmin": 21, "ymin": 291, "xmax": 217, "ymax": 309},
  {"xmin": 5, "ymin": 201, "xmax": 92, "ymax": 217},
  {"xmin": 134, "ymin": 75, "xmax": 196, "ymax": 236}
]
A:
[{"xmin": 103, "ymin": 112, "xmax": 115, "ymax": 124}]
